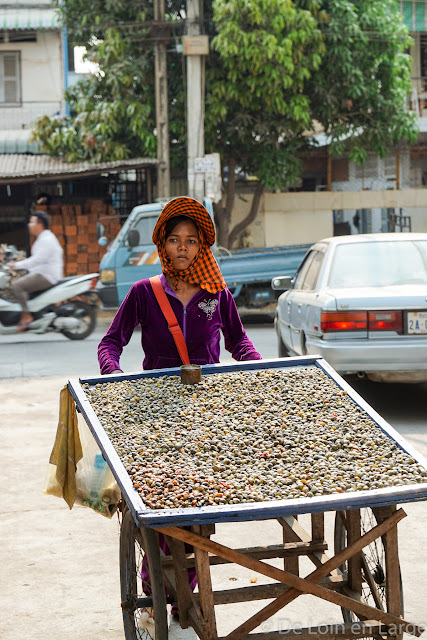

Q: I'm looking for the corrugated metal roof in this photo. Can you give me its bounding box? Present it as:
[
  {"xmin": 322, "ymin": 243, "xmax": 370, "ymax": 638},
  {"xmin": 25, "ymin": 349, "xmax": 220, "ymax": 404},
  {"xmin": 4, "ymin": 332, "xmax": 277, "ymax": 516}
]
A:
[
  {"xmin": 0, "ymin": 154, "xmax": 158, "ymax": 184},
  {"xmin": 0, "ymin": 8, "xmax": 59, "ymax": 31}
]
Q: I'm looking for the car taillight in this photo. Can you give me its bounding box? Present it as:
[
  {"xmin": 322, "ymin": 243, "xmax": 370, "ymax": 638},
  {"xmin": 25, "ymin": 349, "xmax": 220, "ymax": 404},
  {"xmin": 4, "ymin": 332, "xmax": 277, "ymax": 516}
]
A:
[
  {"xmin": 321, "ymin": 311, "xmax": 367, "ymax": 332},
  {"xmin": 368, "ymin": 311, "xmax": 402, "ymax": 331}
]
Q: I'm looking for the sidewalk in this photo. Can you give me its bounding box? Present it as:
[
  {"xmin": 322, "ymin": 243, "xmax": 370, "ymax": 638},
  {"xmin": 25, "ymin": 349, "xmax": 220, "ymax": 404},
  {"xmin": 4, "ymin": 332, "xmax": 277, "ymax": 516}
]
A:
[{"xmin": 1, "ymin": 375, "xmax": 426, "ymax": 639}]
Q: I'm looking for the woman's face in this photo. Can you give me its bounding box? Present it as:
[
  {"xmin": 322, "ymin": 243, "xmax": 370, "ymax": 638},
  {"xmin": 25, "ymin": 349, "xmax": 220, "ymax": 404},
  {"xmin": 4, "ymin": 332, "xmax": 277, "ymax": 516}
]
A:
[{"xmin": 165, "ymin": 219, "xmax": 200, "ymax": 270}]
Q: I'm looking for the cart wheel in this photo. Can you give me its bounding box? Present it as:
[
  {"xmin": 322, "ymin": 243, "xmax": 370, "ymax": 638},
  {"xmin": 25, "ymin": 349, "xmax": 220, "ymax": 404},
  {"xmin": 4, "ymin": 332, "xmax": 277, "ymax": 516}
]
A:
[
  {"xmin": 120, "ymin": 508, "xmax": 168, "ymax": 639},
  {"xmin": 334, "ymin": 508, "xmax": 404, "ymax": 623}
]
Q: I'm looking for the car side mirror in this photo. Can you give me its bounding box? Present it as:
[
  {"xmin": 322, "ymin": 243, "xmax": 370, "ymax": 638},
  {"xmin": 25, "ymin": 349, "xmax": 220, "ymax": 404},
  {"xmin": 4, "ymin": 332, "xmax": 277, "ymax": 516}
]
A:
[
  {"xmin": 271, "ymin": 275, "xmax": 292, "ymax": 291},
  {"xmin": 127, "ymin": 229, "xmax": 140, "ymax": 248}
]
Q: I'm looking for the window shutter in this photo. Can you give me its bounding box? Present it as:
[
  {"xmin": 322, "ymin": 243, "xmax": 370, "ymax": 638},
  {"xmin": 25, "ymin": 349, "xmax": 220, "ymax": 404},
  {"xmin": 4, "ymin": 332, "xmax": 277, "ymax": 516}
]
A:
[{"xmin": 0, "ymin": 52, "xmax": 20, "ymax": 103}]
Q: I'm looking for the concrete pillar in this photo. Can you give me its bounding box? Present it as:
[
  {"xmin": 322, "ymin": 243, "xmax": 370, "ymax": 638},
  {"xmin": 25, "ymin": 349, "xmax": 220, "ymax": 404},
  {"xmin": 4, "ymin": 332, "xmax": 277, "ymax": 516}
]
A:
[{"xmin": 186, "ymin": 0, "xmax": 205, "ymax": 202}]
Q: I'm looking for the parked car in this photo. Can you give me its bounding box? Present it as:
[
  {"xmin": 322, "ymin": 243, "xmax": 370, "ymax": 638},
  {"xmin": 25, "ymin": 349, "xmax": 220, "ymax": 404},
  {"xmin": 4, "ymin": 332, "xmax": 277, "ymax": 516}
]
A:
[{"xmin": 272, "ymin": 233, "xmax": 427, "ymax": 383}]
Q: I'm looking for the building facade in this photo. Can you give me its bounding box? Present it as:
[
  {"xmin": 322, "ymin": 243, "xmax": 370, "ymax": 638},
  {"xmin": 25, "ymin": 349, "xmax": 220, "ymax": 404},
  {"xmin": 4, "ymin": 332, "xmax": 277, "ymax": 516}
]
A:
[{"xmin": 0, "ymin": 1, "xmax": 65, "ymax": 135}]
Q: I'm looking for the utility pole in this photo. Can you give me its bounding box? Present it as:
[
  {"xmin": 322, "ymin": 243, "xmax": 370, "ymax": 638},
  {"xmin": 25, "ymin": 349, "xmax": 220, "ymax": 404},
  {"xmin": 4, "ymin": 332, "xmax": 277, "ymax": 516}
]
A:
[
  {"xmin": 154, "ymin": 0, "xmax": 170, "ymax": 199},
  {"xmin": 186, "ymin": 0, "xmax": 206, "ymax": 202}
]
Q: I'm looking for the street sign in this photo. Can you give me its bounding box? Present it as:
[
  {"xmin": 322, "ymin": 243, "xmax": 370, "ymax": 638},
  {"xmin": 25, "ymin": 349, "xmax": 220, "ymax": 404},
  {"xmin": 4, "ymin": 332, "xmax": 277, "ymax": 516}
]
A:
[
  {"xmin": 194, "ymin": 156, "xmax": 217, "ymax": 173},
  {"xmin": 183, "ymin": 36, "xmax": 209, "ymax": 56}
]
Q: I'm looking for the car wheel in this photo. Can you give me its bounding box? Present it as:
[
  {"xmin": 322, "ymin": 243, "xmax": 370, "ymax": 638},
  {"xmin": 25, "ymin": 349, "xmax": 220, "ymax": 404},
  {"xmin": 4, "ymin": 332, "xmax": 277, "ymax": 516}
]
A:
[
  {"xmin": 275, "ymin": 313, "xmax": 290, "ymax": 357},
  {"xmin": 301, "ymin": 333, "xmax": 308, "ymax": 356},
  {"xmin": 277, "ymin": 331, "xmax": 290, "ymax": 358}
]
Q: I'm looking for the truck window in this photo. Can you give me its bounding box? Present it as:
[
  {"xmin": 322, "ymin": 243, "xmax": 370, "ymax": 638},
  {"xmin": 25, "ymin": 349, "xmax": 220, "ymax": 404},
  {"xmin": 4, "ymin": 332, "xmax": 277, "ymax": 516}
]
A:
[{"xmin": 129, "ymin": 216, "xmax": 158, "ymax": 245}]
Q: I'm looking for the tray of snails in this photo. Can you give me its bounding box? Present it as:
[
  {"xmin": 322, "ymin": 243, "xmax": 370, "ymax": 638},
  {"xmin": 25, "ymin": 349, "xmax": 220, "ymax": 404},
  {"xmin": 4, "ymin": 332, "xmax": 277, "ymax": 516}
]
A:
[{"xmin": 68, "ymin": 357, "xmax": 427, "ymax": 527}]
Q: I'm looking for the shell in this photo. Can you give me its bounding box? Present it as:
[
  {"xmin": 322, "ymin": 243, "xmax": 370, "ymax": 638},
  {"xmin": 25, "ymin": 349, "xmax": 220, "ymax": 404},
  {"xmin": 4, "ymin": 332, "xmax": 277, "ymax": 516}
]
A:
[{"xmin": 83, "ymin": 368, "xmax": 426, "ymax": 510}]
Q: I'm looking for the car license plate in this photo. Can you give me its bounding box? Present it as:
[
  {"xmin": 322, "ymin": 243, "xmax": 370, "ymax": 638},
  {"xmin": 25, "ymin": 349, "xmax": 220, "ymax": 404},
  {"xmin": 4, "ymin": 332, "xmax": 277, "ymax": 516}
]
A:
[{"xmin": 407, "ymin": 311, "xmax": 427, "ymax": 334}]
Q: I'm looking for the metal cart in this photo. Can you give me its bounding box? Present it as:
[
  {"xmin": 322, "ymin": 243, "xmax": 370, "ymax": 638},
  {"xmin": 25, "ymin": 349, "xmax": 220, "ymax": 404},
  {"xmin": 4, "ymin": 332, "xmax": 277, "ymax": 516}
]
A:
[{"xmin": 68, "ymin": 357, "xmax": 427, "ymax": 640}]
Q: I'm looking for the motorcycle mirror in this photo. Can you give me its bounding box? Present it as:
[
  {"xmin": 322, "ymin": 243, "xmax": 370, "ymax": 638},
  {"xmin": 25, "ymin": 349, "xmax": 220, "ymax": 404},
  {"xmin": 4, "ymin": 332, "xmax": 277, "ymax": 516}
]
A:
[
  {"xmin": 127, "ymin": 229, "xmax": 140, "ymax": 248},
  {"xmin": 98, "ymin": 236, "xmax": 108, "ymax": 247},
  {"xmin": 96, "ymin": 222, "xmax": 105, "ymax": 239}
]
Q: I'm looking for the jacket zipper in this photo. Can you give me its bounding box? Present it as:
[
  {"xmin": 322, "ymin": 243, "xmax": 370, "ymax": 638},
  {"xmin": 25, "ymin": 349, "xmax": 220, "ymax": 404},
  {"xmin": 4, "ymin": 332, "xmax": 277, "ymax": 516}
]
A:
[{"xmin": 183, "ymin": 306, "xmax": 187, "ymax": 341}]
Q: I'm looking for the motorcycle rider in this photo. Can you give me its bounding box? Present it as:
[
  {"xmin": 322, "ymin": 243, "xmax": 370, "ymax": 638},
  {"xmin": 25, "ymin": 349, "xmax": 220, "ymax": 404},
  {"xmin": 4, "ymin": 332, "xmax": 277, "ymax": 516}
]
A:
[{"xmin": 10, "ymin": 211, "xmax": 63, "ymax": 332}]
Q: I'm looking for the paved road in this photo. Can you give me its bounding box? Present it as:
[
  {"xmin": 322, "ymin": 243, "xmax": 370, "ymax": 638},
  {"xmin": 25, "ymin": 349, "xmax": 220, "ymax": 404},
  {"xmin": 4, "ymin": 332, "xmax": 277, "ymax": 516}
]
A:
[
  {"xmin": 0, "ymin": 314, "xmax": 277, "ymax": 378},
  {"xmin": 1, "ymin": 318, "xmax": 427, "ymax": 639}
]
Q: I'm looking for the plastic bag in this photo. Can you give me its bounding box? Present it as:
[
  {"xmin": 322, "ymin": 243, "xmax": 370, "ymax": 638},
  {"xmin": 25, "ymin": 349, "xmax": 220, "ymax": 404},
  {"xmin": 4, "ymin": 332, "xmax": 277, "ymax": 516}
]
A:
[
  {"xmin": 44, "ymin": 412, "xmax": 121, "ymax": 519},
  {"xmin": 74, "ymin": 416, "xmax": 121, "ymax": 518}
]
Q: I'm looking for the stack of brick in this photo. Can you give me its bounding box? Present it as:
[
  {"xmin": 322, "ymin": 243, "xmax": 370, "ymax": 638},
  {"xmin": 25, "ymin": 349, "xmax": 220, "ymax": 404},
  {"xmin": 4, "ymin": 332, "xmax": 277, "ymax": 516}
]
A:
[{"xmin": 48, "ymin": 200, "xmax": 122, "ymax": 277}]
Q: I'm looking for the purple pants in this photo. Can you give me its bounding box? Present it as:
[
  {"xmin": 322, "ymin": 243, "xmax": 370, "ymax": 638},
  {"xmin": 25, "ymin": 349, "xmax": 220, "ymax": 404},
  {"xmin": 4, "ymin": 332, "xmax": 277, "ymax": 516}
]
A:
[{"xmin": 141, "ymin": 531, "xmax": 197, "ymax": 596}]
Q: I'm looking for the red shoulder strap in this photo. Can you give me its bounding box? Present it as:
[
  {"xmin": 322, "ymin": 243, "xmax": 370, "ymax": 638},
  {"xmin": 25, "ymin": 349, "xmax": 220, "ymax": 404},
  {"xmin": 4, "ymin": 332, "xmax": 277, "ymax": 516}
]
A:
[{"xmin": 149, "ymin": 276, "xmax": 190, "ymax": 366}]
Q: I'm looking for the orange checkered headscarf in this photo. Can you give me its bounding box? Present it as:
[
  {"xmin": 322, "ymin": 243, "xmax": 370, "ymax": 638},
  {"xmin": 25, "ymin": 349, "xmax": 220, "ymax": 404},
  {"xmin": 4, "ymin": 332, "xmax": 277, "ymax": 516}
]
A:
[{"xmin": 152, "ymin": 197, "xmax": 226, "ymax": 294}]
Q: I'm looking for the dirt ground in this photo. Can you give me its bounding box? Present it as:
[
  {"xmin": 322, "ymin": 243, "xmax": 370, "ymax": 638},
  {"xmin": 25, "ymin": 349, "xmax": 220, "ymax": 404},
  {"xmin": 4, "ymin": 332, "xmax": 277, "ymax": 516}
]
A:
[{"xmin": 1, "ymin": 375, "xmax": 427, "ymax": 639}]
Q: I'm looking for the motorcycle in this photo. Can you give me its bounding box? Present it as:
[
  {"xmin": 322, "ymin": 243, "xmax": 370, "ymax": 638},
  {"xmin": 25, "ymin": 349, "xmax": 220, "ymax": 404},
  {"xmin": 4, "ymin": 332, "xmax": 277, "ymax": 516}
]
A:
[{"xmin": 0, "ymin": 247, "xmax": 99, "ymax": 340}]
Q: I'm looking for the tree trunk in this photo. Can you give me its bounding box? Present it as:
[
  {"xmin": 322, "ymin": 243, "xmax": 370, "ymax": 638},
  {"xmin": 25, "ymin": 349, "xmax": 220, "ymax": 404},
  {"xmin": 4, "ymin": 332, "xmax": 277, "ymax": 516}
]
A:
[
  {"xmin": 213, "ymin": 156, "xmax": 236, "ymax": 249},
  {"xmin": 228, "ymin": 181, "xmax": 264, "ymax": 249}
]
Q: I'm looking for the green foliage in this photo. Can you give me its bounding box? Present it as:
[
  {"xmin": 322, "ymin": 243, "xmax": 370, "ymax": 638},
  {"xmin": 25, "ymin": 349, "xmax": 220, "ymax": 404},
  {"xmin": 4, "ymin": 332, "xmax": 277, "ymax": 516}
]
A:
[
  {"xmin": 206, "ymin": 0, "xmax": 417, "ymax": 189},
  {"xmin": 309, "ymin": 0, "xmax": 419, "ymax": 162},
  {"xmin": 206, "ymin": 0, "xmax": 327, "ymax": 187},
  {"xmin": 34, "ymin": 0, "xmax": 418, "ymax": 191},
  {"xmin": 33, "ymin": 0, "xmax": 186, "ymax": 164}
]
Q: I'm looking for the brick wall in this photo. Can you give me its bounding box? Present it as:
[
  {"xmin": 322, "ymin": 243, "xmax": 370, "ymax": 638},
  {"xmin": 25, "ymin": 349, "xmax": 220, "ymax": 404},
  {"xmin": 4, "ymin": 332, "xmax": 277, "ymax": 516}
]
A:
[{"xmin": 46, "ymin": 200, "xmax": 121, "ymax": 276}]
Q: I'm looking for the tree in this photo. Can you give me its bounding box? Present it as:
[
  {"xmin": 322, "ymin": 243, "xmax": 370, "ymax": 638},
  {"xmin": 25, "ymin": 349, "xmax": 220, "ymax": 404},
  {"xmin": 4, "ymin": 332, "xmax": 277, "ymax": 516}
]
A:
[
  {"xmin": 307, "ymin": 0, "xmax": 418, "ymax": 163},
  {"xmin": 33, "ymin": 0, "xmax": 187, "ymax": 165},
  {"xmin": 206, "ymin": 0, "xmax": 418, "ymax": 247},
  {"xmin": 33, "ymin": 0, "xmax": 418, "ymax": 248}
]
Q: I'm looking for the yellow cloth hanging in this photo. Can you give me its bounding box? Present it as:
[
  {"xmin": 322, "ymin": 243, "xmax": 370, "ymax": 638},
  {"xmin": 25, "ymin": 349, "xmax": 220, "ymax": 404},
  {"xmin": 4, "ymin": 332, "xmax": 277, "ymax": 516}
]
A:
[{"xmin": 48, "ymin": 385, "xmax": 83, "ymax": 509}]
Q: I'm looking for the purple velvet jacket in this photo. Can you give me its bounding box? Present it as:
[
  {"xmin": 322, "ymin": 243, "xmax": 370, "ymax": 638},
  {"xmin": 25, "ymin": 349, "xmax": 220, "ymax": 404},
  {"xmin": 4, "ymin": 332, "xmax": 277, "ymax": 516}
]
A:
[{"xmin": 98, "ymin": 275, "xmax": 261, "ymax": 374}]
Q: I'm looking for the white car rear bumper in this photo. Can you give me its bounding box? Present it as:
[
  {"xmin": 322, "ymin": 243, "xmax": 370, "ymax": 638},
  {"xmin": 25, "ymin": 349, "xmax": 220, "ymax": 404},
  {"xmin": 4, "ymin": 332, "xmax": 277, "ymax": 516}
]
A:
[{"xmin": 305, "ymin": 335, "xmax": 427, "ymax": 376}]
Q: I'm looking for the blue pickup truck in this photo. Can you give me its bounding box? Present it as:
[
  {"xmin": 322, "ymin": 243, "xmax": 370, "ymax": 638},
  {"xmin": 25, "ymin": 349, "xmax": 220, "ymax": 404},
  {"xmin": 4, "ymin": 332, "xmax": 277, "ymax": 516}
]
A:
[{"xmin": 95, "ymin": 199, "xmax": 309, "ymax": 315}]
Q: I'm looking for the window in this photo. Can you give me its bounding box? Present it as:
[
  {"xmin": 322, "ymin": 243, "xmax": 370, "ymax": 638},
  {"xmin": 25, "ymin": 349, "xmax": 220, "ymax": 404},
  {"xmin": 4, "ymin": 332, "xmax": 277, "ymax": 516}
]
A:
[
  {"xmin": 131, "ymin": 215, "xmax": 157, "ymax": 246},
  {"xmin": 301, "ymin": 251, "xmax": 324, "ymax": 290},
  {"xmin": 293, "ymin": 250, "xmax": 324, "ymax": 291},
  {"xmin": 0, "ymin": 52, "xmax": 21, "ymax": 104},
  {"xmin": 0, "ymin": 31, "xmax": 37, "ymax": 44},
  {"xmin": 328, "ymin": 240, "xmax": 427, "ymax": 288},
  {"xmin": 293, "ymin": 251, "xmax": 317, "ymax": 290},
  {"xmin": 420, "ymin": 33, "xmax": 427, "ymax": 91}
]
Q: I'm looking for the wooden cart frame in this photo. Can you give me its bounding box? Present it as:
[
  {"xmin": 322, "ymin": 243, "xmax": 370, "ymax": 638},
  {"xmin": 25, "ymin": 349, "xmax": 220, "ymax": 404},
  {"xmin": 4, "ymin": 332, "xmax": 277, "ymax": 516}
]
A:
[{"xmin": 69, "ymin": 357, "xmax": 427, "ymax": 640}]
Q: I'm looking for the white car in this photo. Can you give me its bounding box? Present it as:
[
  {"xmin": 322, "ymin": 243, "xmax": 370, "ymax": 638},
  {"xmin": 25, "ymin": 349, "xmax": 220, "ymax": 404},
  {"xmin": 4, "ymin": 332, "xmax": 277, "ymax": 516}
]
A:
[{"xmin": 272, "ymin": 233, "xmax": 427, "ymax": 383}]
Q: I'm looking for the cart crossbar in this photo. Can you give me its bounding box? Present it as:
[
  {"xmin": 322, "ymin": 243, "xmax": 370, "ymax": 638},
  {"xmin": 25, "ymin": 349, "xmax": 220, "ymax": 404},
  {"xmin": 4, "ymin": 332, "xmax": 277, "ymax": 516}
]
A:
[
  {"xmin": 154, "ymin": 508, "xmax": 423, "ymax": 639},
  {"xmin": 216, "ymin": 621, "xmax": 392, "ymax": 640},
  {"xmin": 160, "ymin": 540, "xmax": 328, "ymax": 568}
]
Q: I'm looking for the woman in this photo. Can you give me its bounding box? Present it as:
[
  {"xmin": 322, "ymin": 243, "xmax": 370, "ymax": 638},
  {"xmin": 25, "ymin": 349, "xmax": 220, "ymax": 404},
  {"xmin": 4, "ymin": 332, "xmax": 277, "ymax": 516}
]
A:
[
  {"xmin": 98, "ymin": 196, "xmax": 261, "ymax": 374},
  {"xmin": 98, "ymin": 197, "xmax": 261, "ymax": 623}
]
